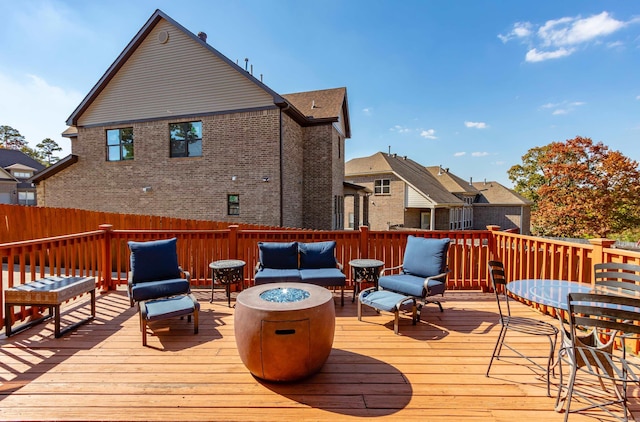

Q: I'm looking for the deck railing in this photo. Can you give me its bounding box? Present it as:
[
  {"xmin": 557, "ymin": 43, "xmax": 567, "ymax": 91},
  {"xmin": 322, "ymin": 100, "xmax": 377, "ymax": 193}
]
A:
[{"xmin": 3, "ymin": 222, "xmax": 640, "ymax": 342}]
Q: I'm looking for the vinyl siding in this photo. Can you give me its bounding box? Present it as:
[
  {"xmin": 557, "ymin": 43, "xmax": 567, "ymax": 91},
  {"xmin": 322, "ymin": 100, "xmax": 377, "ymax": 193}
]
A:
[
  {"xmin": 406, "ymin": 185, "xmax": 434, "ymax": 208},
  {"xmin": 79, "ymin": 19, "xmax": 275, "ymax": 126}
]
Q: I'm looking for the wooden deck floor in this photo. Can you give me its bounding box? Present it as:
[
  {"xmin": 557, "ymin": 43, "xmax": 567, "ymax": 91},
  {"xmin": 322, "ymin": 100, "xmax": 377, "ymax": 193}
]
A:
[{"xmin": 1, "ymin": 289, "xmax": 638, "ymax": 421}]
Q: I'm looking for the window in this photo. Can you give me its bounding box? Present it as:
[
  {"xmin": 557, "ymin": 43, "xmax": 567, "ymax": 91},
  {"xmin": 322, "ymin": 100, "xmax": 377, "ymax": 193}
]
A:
[
  {"xmin": 374, "ymin": 179, "xmax": 390, "ymax": 194},
  {"xmin": 170, "ymin": 121, "xmax": 202, "ymax": 157},
  {"xmin": 228, "ymin": 194, "xmax": 239, "ymax": 215},
  {"xmin": 106, "ymin": 128, "xmax": 133, "ymax": 161},
  {"xmin": 18, "ymin": 191, "xmax": 35, "ymax": 206},
  {"xmin": 13, "ymin": 171, "xmax": 32, "ymax": 179},
  {"xmin": 421, "ymin": 211, "xmax": 431, "ymax": 230}
]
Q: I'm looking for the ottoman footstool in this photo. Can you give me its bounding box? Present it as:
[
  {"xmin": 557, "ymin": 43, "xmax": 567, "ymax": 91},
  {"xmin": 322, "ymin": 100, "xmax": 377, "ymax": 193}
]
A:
[
  {"xmin": 139, "ymin": 294, "xmax": 199, "ymax": 346},
  {"xmin": 358, "ymin": 289, "xmax": 417, "ymax": 335}
]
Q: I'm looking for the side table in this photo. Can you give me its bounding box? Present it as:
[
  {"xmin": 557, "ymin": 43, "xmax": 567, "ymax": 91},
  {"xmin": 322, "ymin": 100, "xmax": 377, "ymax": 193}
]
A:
[
  {"xmin": 349, "ymin": 259, "xmax": 384, "ymax": 302},
  {"xmin": 209, "ymin": 259, "xmax": 246, "ymax": 307}
]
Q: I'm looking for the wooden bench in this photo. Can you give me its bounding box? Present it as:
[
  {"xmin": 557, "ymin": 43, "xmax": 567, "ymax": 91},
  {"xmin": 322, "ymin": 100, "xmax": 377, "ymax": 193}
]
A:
[{"xmin": 4, "ymin": 276, "xmax": 96, "ymax": 338}]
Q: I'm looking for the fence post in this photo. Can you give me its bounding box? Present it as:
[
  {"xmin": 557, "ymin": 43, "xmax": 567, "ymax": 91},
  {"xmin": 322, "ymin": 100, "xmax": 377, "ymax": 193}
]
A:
[
  {"xmin": 588, "ymin": 238, "xmax": 616, "ymax": 284},
  {"xmin": 99, "ymin": 224, "xmax": 114, "ymax": 292},
  {"xmin": 229, "ymin": 225, "xmax": 239, "ymax": 259},
  {"xmin": 359, "ymin": 225, "xmax": 369, "ymax": 258}
]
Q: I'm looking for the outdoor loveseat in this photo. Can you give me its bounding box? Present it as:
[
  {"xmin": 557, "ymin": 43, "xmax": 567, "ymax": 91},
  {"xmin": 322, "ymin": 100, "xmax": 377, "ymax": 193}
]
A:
[{"xmin": 254, "ymin": 240, "xmax": 346, "ymax": 305}]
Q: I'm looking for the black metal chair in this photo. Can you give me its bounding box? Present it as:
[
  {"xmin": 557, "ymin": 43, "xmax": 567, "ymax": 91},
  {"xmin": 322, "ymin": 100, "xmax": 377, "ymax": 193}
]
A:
[
  {"xmin": 594, "ymin": 262, "xmax": 640, "ymax": 295},
  {"xmin": 486, "ymin": 260, "xmax": 559, "ymax": 396},
  {"xmin": 556, "ymin": 293, "xmax": 640, "ymax": 421}
]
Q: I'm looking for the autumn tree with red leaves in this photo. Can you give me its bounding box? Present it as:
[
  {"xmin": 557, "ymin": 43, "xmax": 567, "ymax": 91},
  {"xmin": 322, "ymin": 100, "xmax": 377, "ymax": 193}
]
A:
[{"xmin": 508, "ymin": 136, "xmax": 640, "ymax": 238}]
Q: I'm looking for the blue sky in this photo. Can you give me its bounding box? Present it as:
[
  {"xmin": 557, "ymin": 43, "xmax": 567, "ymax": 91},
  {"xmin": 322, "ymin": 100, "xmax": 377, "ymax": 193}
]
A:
[{"xmin": 1, "ymin": 1, "xmax": 639, "ymax": 187}]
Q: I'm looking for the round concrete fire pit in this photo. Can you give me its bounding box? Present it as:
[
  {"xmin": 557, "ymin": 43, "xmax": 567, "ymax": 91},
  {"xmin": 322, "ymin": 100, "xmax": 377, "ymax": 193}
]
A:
[{"xmin": 234, "ymin": 282, "xmax": 335, "ymax": 382}]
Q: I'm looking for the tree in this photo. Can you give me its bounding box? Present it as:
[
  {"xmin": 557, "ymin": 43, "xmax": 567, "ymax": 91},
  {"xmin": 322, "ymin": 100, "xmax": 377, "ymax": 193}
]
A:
[
  {"xmin": 36, "ymin": 138, "xmax": 63, "ymax": 165},
  {"xmin": 508, "ymin": 136, "xmax": 640, "ymax": 238},
  {"xmin": 0, "ymin": 125, "xmax": 28, "ymax": 150}
]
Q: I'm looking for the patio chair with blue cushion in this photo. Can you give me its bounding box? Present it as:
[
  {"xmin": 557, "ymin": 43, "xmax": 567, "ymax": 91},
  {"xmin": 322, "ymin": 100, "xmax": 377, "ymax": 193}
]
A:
[
  {"xmin": 376, "ymin": 236, "xmax": 451, "ymax": 320},
  {"xmin": 127, "ymin": 237, "xmax": 191, "ymax": 307}
]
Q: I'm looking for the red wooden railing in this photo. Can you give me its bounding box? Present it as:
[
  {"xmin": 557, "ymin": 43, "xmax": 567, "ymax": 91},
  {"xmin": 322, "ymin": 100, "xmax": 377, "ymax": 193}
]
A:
[{"xmin": 3, "ymin": 220, "xmax": 640, "ymax": 346}]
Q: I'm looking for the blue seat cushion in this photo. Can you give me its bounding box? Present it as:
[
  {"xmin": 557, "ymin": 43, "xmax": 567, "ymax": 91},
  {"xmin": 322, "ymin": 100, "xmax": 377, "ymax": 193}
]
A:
[
  {"xmin": 254, "ymin": 268, "xmax": 301, "ymax": 285},
  {"xmin": 299, "ymin": 268, "xmax": 346, "ymax": 287},
  {"xmin": 130, "ymin": 278, "xmax": 190, "ymax": 302},
  {"xmin": 361, "ymin": 290, "xmax": 410, "ymax": 313},
  {"xmin": 378, "ymin": 274, "xmax": 446, "ymax": 298},
  {"xmin": 128, "ymin": 238, "xmax": 181, "ymax": 283},
  {"xmin": 378, "ymin": 273, "xmax": 426, "ymax": 297},
  {"xmin": 258, "ymin": 242, "xmax": 299, "ymax": 269},
  {"xmin": 402, "ymin": 236, "xmax": 450, "ymax": 277},
  {"xmin": 143, "ymin": 295, "xmax": 199, "ymax": 322},
  {"xmin": 299, "ymin": 241, "xmax": 337, "ymax": 269}
]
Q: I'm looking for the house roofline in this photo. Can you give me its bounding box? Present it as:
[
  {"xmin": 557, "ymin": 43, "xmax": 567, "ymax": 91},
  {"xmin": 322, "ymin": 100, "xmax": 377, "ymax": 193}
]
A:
[
  {"xmin": 66, "ymin": 9, "xmax": 287, "ymax": 126},
  {"xmin": 30, "ymin": 155, "xmax": 79, "ymax": 184}
]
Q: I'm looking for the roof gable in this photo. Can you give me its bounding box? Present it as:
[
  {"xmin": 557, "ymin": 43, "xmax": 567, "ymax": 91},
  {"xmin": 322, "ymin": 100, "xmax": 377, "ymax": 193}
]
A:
[
  {"xmin": 67, "ymin": 9, "xmax": 286, "ymax": 126},
  {"xmin": 425, "ymin": 166, "xmax": 479, "ymax": 195},
  {"xmin": 472, "ymin": 181, "xmax": 532, "ymax": 205},
  {"xmin": 346, "ymin": 152, "xmax": 462, "ymax": 205},
  {"xmin": 0, "ymin": 167, "xmax": 15, "ymax": 181},
  {"xmin": 282, "ymin": 87, "xmax": 351, "ymax": 138},
  {"xmin": 0, "ymin": 149, "xmax": 45, "ymax": 171}
]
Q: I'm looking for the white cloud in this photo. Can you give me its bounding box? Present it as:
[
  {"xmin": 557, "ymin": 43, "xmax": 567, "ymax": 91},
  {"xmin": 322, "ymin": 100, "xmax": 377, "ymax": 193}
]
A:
[
  {"xmin": 502, "ymin": 11, "xmax": 635, "ymax": 62},
  {"xmin": 540, "ymin": 100, "xmax": 586, "ymax": 115},
  {"xmin": 464, "ymin": 121, "xmax": 488, "ymax": 129},
  {"xmin": 636, "ymin": 95, "xmax": 640, "ymax": 100},
  {"xmin": 420, "ymin": 129, "xmax": 437, "ymax": 139},
  {"xmin": 390, "ymin": 125, "xmax": 411, "ymax": 133},
  {"xmin": 0, "ymin": 72, "xmax": 82, "ymax": 156},
  {"xmin": 498, "ymin": 22, "xmax": 533, "ymax": 43},
  {"xmin": 454, "ymin": 152, "xmax": 466, "ymax": 157},
  {"xmin": 525, "ymin": 47, "xmax": 574, "ymax": 62},
  {"xmin": 538, "ymin": 12, "xmax": 625, "ymax": 47},
  {"xmin": 362, "ymin": 108, "xmax": 372, "ymax": 115},
  {"xmin": 472, "ymin": 152, "xmax": 490, "ymax": 157}
]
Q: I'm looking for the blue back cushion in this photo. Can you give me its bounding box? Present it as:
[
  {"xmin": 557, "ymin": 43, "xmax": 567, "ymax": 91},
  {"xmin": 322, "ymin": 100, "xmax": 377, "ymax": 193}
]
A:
[
  {"xmin": 402, "ymin": 236, "xmax": 450, "ymax": 277},
  {"xmin": 128, "ymin": 238, "xmax": 181, "ymax": 283},
  {"xmin": 258, "ymin": 242, "xmax": 299, "ymax": 269},
  {"xmin": 299, "ymin": 241, "xmax": 337, "ymax": 269}
]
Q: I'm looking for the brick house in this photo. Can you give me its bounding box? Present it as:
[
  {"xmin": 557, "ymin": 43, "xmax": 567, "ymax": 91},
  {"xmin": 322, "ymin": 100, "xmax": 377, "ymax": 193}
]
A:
[
  {"xmin": 345, "ymin": 152, "xmax": 531, "ymax": 233},
  {"xmin": 32, "ymin": 9, "xmax": 350, "ymax": 230},
  {"xmin": 0, "ymin": 149, "xmax": 44, "ymax": 205},
  {"xmin": 472, "ymin": 180, "xmax": 532, "ymax": 234},
  {"xmin": 345, "ymin": 152, "xmax": 471, "ymax": 230}
]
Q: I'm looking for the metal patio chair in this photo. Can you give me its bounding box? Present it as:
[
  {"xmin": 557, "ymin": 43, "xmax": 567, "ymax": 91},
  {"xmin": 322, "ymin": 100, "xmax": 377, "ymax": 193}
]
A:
[
  {"xmin": 556, "ymin": 293, "xmax": 640, "ymax": 421},
  {"xmin": 485, "ymin": 260, "xmax": 559, "ymax": 396}
]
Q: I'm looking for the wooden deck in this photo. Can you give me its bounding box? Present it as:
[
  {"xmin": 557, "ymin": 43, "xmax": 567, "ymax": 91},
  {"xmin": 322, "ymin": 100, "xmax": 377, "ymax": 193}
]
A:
[{"xmin": 1, "ymin": 289, "xmax": 638, "ymax": 421}]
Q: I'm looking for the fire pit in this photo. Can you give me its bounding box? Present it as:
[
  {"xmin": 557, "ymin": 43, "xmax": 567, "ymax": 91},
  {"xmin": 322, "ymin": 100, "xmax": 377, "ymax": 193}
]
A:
[{"xmin": 234, "ymin": 282, "xmax": 335, "ymax": 382}]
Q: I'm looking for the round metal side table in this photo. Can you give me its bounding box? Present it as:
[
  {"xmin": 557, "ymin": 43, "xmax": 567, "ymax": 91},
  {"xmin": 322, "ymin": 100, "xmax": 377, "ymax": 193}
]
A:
[{"xmin": 209, "ymin": 259, "xmax": 246, "ymax": 307}]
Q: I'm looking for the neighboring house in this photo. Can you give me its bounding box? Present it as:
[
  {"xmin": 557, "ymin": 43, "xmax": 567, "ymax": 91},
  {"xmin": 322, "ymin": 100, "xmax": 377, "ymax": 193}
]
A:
[
  {"xmin": 32, "ymin": 9, "xmax": 349, "ymax": 230},
  {"xmin": 345, "ymin": 152, "xmax": 531, "ymax": 233},
  {"xmin": 0, "ymin": 149, "xmax": 44, "ymax": 205},
  {"xmin": 345, "ymin": 152, "xmax": 468, "ymax": 230},
  {"xmin": 472, "ymin": 180, "xmax": 532, "ymax": 234}
]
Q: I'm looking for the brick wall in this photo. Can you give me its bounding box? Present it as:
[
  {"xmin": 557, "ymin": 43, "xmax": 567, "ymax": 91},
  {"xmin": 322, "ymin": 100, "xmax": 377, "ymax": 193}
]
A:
[
  {"xmin": 38, "ymin": 109, "xmax": 287, "ymax": 226},
  {"xmin": 343, "ymin": 174, "xmax": 405, "ymax": 230},
  {"xmin": 281, "ymin": 113, "xmax": 304, "ymax": 228},
  {"xmin": 302, "ymin": 125, "xmax": 343, "ymax": 230}
]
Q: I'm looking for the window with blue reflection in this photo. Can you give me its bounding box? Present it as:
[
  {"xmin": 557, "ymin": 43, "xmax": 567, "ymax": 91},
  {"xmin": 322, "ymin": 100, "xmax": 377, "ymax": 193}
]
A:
[{"xmin": 170, "ymin": 121, "xmax": 202, "ymax": 157}]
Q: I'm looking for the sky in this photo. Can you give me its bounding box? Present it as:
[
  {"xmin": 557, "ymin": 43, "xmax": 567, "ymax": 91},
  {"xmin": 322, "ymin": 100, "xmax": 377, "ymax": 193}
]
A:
[{"xmin": 1, "ymin": 0, "xmax": 639, "ymax": 187}]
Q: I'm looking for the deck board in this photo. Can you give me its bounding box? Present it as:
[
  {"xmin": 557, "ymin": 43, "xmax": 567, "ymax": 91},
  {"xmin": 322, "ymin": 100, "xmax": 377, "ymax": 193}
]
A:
[{"xmin": 0, "ymin": 289, "xmax": 637, "ymax": 421}]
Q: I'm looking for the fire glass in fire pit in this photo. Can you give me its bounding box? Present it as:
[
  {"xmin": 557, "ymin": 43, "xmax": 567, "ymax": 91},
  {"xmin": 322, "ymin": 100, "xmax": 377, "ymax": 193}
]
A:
[
  {"xmin": 234, "ymin": 282, "xmax": 336, "ymax": 382},
  {"xmin": 259, "ymin": 287, "xmax": 310, "ymax": 303}
]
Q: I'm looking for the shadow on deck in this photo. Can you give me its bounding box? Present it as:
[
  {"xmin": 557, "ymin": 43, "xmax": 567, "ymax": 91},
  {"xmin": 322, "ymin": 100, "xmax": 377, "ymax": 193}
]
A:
[{"xmin": 0, "ymin": 289, "xmax": 637, "ymax": 421}]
